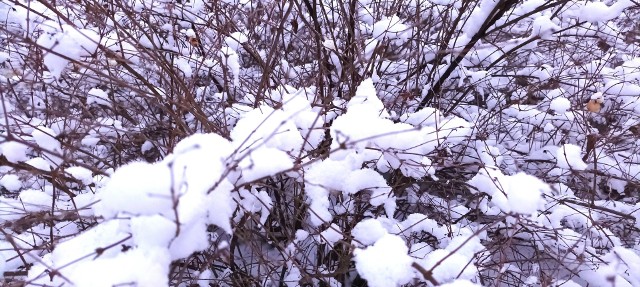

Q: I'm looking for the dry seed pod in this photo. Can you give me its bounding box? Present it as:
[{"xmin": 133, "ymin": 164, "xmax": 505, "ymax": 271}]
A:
[
  {"xmin": 582, "ymin": 133, "xmax": 598, "ymax": 161},
  {"xmin": 586, "ymin": 99, "xmax": 602, "ymax": 112},
  {"xmin": 188, "ymin": 36, "xmax": 200, "ymax": 47}
]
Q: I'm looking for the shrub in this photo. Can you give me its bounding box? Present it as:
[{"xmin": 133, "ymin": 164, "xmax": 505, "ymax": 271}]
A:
[{"xmin": 1, "ymin": 0, "xmax": 640, "ymax": 286}]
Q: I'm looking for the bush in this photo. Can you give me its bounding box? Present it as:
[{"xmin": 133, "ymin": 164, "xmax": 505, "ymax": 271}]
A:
[{"xmin": 1, "ymin": 0, "xmax": 640, "ymax": 286}]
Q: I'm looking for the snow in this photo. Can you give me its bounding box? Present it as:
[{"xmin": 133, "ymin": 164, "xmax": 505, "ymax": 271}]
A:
[
  {"xmin": 347, "ymin": 78, "xmax": 390, "ymax": 118},
  {"xmin": 220, "ymin": 47, "xmax": 240, "ymax": 86},
  {"xmin": 604, "ymin": 80, "xmax": 640, "ymax": 97},
  {"xmin": 87, "ymin": 88, "xmax": 110, "ymax": 106},
  {"xmin": 605, "ymin": 247, "xmax": 640, "ymax": 286},
  {"xmin": 476, "ymin": 141, "xmax": 503, "ymax": 167},
  {"xmin": 409, "ymin": 242, "xmax": 433, "ymax": 259},
  {"xmin": 237, "ymin": 147, "xmax": 294, "ymax": 183},
  {"xmin": 352, "ymin": 218, "xmax": 388, "ymax": 246},
  {"xmin": 576, "ymin": 0, "xmax": 634, "ymax": 23},
  {"xmin": 3, "ymin": 1, "xmax": 640, "ymax": 286},
  {"xmin": 23, "ymin": 128, "xmax": 280, "ymax": 285},
  {"xmin": 26, "ymin": 157, "xmax": 51, "ymax": 170},
  {"xmin": 549, "ymin": 96, "xmax": 571, "ymax": 113},
  {"xmin": 225, "ymin": 32, "xmax": 248, "ymax": 51},
  {"xmin": 198, "ymin": 270, "xmax": 214, "ymax": 287},
  {"xmin": 0, "ymin": 249, "xmax": 5, "ymax": 276},
  {"xmin": 18, "ymin": 189, "xmax": 52, "ymax": 212},
  {"xmin": 400, "ymin": 214, "xmax": 445, "ymax": 239},
  {"xmin": 68, "ymin": 247, "xmax": 171, "ymax": 287},
  {"xmin": 615, "ymin": 57, "xmax": 640, "ymax": 81},
  {"xmin": 0, "ymin": 174, "xmax": 21, "ymax": 191},
  {"xmin": 31, "ymin": 127, "xmax": 60, "ymax": 151},
  {"xmin": 304, "ymin": 158, "xmax": 354, "ymax": 226},
  {"xmin": 130, "ymin": 215, "xmax": 175, "ymax": 248},
  {"xmin": 372, "ymin": 16, "xmax": 411, "ymax": 45},
  {"xmin": 419, "ymin": 249, "xmax": 478, "ymax": 283},
  {"xmin": 532, "ymin": 15, "xmax": 560, "ymax": 40},
  {"xmin": 236, "ymin": 187, "xmax": 273, "ymax": 225},
  {"xmin": 36, "ymin": 24, "xmax": 99, "ymax": 78},
  {"xmin": 66, "ymin": 166, "xmax": 94, "ymax": 185},
  {"xmin": 444, "ymin": 231, "xmax": 484, "ymax": 259},
  {"xmin": 554, "ymin": 280, "xmax": 583, "ymax": 287},
  {"xmin": 81, "ymin": 136, "xmax": 100, "ymax": 146},
  {"xmin": 512, "ymin": 0, "xmax": 545, "ymax": 17},
  {"xmin": 343, "ymin": 169, "xmax": 393, "ymax": 209},
  {"xmin": 364, "ymin": 38, "xmax": 378, "ymax": 61},
  {"xmin": 498, "ymin": 190, "xmax": 540, "ymax": 217},
  {"xmin": 31, "ymin": 126, "xmax": 63, "ymax": 166},
  {"xmin": 101, "ymin": 33, "xmax": 140, "ymax": 64},
  {"xmin": 1, "ymin": 140, "xmax": 29, "ymax": 163},
  {"xmin": 556, "ymin": 144, "xmax": 588, "ymax": 170},
  {"xmin": 141, "ymin": 140, "xmax": 154, "ymax": 153},
  {"xmin": 173, "ymin": 57, "xmax": 193, "ymax": 77},
  {"xmin": 93, "ymin": 161, "xmax": 173, "ymax": 218},
  {"xmin": 283, "ymin": 265, "xmax": 302, "ymax": 287},
  {"xmin": 319, "ymin": 224, "xmax": 343, "ymax": 247},
  {"xmin": 73, "ymin": 192, "xmax": 97, "ymax": 217},
  {"xmin": 28, "ymin": 219, "xmax": 161, "ymax": 286},
  {"xmin": 230, "ymin": 104, "xmax": 304, "ymax": 153},
  {"xmin": 166, "ymin": 133, "xmax": 235, "ymax": 234},
  {"xmin": 354, "ymin": 234, "xmax": 414, "ymax": 287},
  {"xmin": 462, "ymin": 0, "xmax": 499, "ymax": 37},
  {"xmin": 468, "ymin": 167, "xmax": 549, "ymax": 215}
]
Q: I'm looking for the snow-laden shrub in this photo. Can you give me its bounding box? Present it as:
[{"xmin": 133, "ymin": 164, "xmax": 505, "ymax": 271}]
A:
[{"xmin": 1, "ymin": 0, "xmax": 640, "ymax": 286}]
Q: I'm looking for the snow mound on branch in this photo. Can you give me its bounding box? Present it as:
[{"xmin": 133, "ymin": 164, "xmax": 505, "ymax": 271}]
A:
[
  {"xmin": 550, "ymin": 97, "xmax": 571, "ymax": 113},
  {"xmin": 352, "ymin": 218, "xmax": 388, "ymax": 246},
  {"xmin": 224, "ymin": 32, "xmax": 248, "ymax": 51},
  {"xmin": 231, "ymin": 104, "xmax": 303, "ymax": 153},
  {"xmin": 304, "ymin": 78, "xmax": 473, "ymax": 225},
  {"xmin": 468, "ymin": 167, "xmax": 549, "ymax": 215},
  {"xmin": 575, "ymin": 0, "xmax": 634, "ymax": 23},
  {"xmin": 0, "ymin": 140, "xmax": 29, "ymax": 163},
  {"xmin": 304, "ymin": 159, "xmax": 396, "ymax": 226},
  {"xmin": 220, "ymin": 47, "xmax": 240, "ymax": 86},
  {"xmin": 528, "ymin": 144, "xmax": 588, "ymax": 171},
  {"xmin": 87, "ymin": 88, "xmax": 110, "ymax": 106},
  {"xmin": 354, "ymin": 234, "xmax": 414, "ymax": 287},
  {"xmin": 346, "ymin": 78, "xmax": 390, "ymax": 118},
  {"xmin": 532, "ymin": 15, "xmax": 560, "ymax": 40},
  {"xmin": 29, "ymin": 122, "xmax": 300, "ymax": 285},
  {"xmin": 36, "ymin": 24, "xmax": 99, "ymax": 78},
  {"xmin": 94, "ymin": 161, "xmax": 173, "ymax": 218},
  {"xmin": 0, "ymin": 174, "xmax": 21, "ymax": 191},
  {"xmin": 420, "ymin": 249, "xmax": 478, "ymax": 283},
  {"xmin": 372, "ymin": 16, "xmax": 411, "ymax": 45},
  {"xmin": 66, "ymin": 166, "xmax": 93, "ymax": 185}
]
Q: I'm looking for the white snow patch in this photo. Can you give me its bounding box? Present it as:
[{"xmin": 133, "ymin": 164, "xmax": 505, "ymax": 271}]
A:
[
  {"xmin": 0, "ymin": 174, "xmax": 22, "ymax": 191},
  {"xmin": 354, "ymin": 234, "xmax": 414, "ymax": 287}
]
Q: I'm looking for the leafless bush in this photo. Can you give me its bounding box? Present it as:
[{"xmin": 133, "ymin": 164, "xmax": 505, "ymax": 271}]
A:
[{"xmin": 1, "ymin": 0, "xmax": 640, "ymax": 286}]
